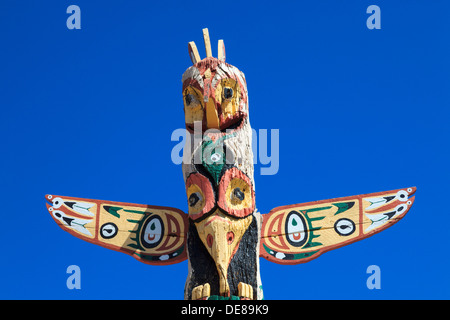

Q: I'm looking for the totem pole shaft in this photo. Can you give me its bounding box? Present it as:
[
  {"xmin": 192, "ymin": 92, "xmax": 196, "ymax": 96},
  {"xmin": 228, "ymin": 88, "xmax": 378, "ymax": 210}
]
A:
[{"xmin": 181, "ymin": 30, "xmax": 263, "ymax": 299}]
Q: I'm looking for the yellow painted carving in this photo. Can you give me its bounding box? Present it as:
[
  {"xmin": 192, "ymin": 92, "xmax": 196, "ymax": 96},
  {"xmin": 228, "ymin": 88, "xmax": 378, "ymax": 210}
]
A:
[
  {"xmin": 192, "ymin": 283, "xmax": 210, "ymax": 300},
  {"xmin": 226, "ymin": 177, "xmax": 252, "ymax": 210},
  {"xmin": 186, "ymin": 184, "xmax": 205, "ymax": 217},
  {"xmin": 215, "ymin": 78, "xmax": 240, "ymax": 119},
  {"xmin": 183, "ymin": 86, "xmax": 203, "ymax": 125},
  {"xmin": 205, "ymin": 98, "xmax": 220, "ymax": 129},
  {"xmin": 263, "ymin": 202, "xmax": 362, "ymax": 254},
  {"xmin": 238, "ymin": 282, "xmax": 253, "ymax": 300},
  {"xmin": 97, "ymin": 205, "xmax": 186, "ymax": 255}
]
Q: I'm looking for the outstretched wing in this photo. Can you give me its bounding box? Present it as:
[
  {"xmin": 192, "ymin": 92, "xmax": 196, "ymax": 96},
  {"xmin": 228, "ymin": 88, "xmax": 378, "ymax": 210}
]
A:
[
  {"xmin": 260, "ymin": 187, "xmax": 416, "ymax": 265},
  {"xmin": 45, "ymin": 194, "xmax": 188, "ymax": 265}
]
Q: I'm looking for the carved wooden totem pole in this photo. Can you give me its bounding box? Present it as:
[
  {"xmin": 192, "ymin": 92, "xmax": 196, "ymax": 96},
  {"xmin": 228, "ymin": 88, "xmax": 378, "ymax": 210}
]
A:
[{"xmin": 45, "ymin": 29, "xmax": 416, "ymax": 300}]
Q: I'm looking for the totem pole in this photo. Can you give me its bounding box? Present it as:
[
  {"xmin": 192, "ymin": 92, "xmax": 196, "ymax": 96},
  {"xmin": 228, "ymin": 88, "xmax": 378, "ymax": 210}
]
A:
[{"xmin": 45, "ymin": 29, "xmax": 416, "ymax": 300}]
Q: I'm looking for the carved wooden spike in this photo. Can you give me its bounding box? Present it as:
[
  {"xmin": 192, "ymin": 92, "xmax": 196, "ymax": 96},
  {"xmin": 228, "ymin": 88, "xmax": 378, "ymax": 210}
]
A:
[
  {"xmin": 188, "ymin": 41, "xmax": 201, "ymax": 65},
  {"xmin": 202, "ymin": 28, "xmax": 212, "ymax": 58},
  {"xmin": 218, "ymin": 39, "xmax": 225, "ymax": 61}
]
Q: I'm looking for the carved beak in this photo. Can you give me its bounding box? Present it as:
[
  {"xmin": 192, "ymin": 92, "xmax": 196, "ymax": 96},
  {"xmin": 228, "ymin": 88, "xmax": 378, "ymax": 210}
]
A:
[
  {"xmin": 205, "ymin": 98, "xmax": 220, "ymax": 130},
  {"xmin": 195, "ymin": 210, "xmax": 252, "ymax": 296}
]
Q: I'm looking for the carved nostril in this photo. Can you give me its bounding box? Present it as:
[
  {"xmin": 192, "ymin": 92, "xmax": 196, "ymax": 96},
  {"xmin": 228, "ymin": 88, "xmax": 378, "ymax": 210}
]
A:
[
  {"xmin": 207, "ymin": 234, "xmax": 213, "ymax": 248},
  {"xmin": 227, "ymin": 231, "xmax": 234, "ymax": 245}
]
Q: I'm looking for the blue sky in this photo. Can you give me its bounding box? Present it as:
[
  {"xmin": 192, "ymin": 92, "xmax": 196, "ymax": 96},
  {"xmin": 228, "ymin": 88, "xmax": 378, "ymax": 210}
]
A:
[{"xmin": 1, "ymin": 0, "xmax": 449, "ymax": 299}]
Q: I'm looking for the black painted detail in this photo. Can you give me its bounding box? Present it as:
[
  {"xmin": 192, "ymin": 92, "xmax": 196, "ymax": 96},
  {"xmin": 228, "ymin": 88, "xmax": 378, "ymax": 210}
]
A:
[
  {"xmin": 384, "ymin": 210, "xmax": 397, "ymax": 220},
  {"xmin": 233, "ymin": 188, "xmax": 245, "ymax": 201},
  {"xmin": 223, "ymin": 88, "xmax": 233, "ymax": 99},
  {"xmin": 63, "ymin": 217, "xmax": 74, "ymax": 226},
  {"xmin": 100, "ymin": 222, "xmax": 118, "ymax": 239},
  {"xmin": 185, "ymin": 94, "xmax": 193, "ymax": 106},
  {"xmin": 64, "ymin": 201, "xmax": 76, "ymax": 209},
  {"xmin": 334, "ymin": 218, "xmax": 356, "ymax": 236},
  {"xmin": 189, "ymin": 193, "xmax": 200, "ymax": 207}
]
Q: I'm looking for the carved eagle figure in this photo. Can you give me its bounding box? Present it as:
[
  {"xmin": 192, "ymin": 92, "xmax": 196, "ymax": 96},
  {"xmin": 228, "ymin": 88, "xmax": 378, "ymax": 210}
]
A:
[{"xmin": 45, "ymin": 29, "xmax": 416, "ymax": 300}]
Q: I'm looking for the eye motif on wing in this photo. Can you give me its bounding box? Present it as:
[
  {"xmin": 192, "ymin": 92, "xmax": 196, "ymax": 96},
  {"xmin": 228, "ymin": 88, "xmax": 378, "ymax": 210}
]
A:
[
  {"xmin": 98, "ymin": 206, "xmax": 187, "ymax": 264},
  {"xmin": 49, "ymin": 207, "xmax": 93, "ymax": 237},
  {"xmin": 285, "ymin": 211, "xmax": 308, "ymax": 247},
  {"xmin": 141, "ymin": 215, "xmax": 164, "ymax": 248},
  {"xmin": 365, "ymin": 188, "xmax": 414, "ymax": 211},
  {"xmin": 260, "ymin": 187, "xmax": 416, "ymax": 264},
  {"xmin": 50, "ymin": 196, "xmax": 94, "ymax": 217},
  {"xmin": 46, "ymin": 195, "xmax": 188, "ymax": 265}
]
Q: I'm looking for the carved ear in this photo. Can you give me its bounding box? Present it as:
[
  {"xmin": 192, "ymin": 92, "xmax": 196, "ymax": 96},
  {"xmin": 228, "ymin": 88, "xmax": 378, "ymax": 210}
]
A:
[
  {"xmin": 260, "ymin": 187, "xmax": 416, "ymax": 265},
  {"xmin": 45, "ymin": 194, "xmax": 188, "ymax": 265}
]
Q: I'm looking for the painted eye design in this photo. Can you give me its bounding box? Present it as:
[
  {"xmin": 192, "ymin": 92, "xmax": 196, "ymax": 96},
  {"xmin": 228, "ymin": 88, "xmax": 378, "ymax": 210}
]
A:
[
  {"xmin": 52, "ymin": 197, "xmax": 64, "ymax": 209},
  {"xmin": 186, "ymin": 185, "xmax": 205, "ymax": 217},
  {"xmin": 183, "ymin": 87, "xmax": 202, "ymax": 109},
  {"xmin": 141, "ymin": 216, "xmax": 163, "ymax": 248},
  {"xmin": 186, "ymin": 173, "xmax": 215, "ymax": 221},
  {"xmin": 395, "ymin": 204, "xmax": 407, "ymax": 215},
  {"xmin": 223, "ymin": 87, "xmax": 233, "ymax": 99},
  {"xmin": 189, "ymin": 192, "xmax": 202, "ymax": 207},
  {"xmin": 185, "ymin": 94, "xmax": 193, "ymax": 105},
  {"xmin": 185, "ymin": 94, "xmax": 198, "ymax": 106},
  {"xmin": 396, "ymin": 190, "xmax": 408, "ymax": 201},
  {"xmin": 183, "ymin": 86, "xmax": 204, "ymax": 128},
  {"xmin": 215, "ymin": 78, "xmax": 241, "ymax": 119},
  {"xmin": 218, "ymin": 167, "xmax": 255, "ymax": 218},
  {"xmin": 285, "ymin": 211, "xmax": 308, "ymax": 247},
  {"xmin": 334, "ymin": 218, "xmax": 356, "ymax": 236},
  {"xmin": 52, "ymin": 210, "xmax": 62, "ymax": 218},
  {"xmin": 231, "ymin": 187, "xmax": 245, "ymax": 202},
  {"xmin": 210, "ymin": 153, "xmax": 222, "ymax": 163},
  {"xmin": 100, "ymin": 222, "xmax": 118, "ymax": 239}
]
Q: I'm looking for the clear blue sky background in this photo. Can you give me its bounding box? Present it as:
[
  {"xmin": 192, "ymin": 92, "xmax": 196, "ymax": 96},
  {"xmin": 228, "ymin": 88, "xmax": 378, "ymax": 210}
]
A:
[{"xmin": 1, "ymin": 0, "xmax": 449, "ymax": 299}]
